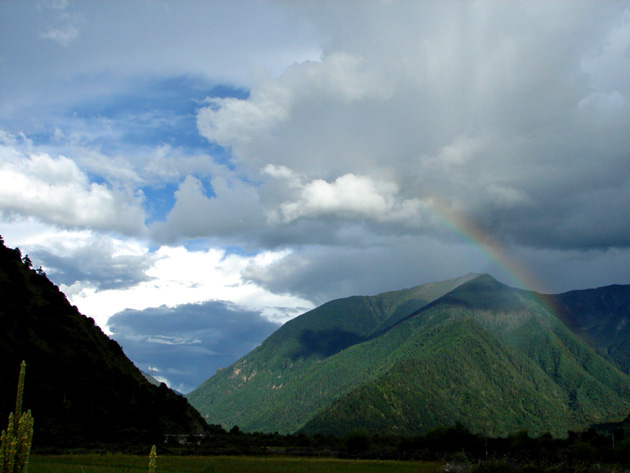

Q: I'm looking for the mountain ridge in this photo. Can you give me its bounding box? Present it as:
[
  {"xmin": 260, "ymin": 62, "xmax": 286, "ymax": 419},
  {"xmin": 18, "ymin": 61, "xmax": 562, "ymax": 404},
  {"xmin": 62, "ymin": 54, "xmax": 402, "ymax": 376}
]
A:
[
  {"xmin": 552, "ymin": 284, "xmax": 630, "ymax": 373},
  {"xmin": 188, "ymin": 273, "xmax": 630, "ymax": 437},
  {"xmin": 187, "ymin": 273, "xmax": 479, "ymax": 433}
]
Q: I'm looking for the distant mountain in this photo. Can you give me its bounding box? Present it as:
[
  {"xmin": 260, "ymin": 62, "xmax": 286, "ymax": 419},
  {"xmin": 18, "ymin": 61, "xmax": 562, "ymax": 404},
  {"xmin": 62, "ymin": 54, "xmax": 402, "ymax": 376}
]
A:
[
  {"xmin": 0, "ymin": 237, "xmax": 208, "ymax": 446},
  {"xmin": 188, "ymin": 274, "xmax": 630, "ymax": 437},
  {"xmin": 553, "ymin": 285, "xmax": 630, "ymax": 373}
]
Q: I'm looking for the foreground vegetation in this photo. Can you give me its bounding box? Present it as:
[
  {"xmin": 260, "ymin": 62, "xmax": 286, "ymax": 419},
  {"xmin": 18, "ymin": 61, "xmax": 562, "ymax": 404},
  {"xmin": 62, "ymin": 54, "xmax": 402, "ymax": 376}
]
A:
[
  {"xmin": 25, "ymin": 422, "xmax": 630, "ymax": 473},
  {"xmin": 0, "ymin": 361, "xmax": 33, "ymax": 473},
  {"xmin": 29, "ymin": 454, "xmax": 443, "ymax": 473}
]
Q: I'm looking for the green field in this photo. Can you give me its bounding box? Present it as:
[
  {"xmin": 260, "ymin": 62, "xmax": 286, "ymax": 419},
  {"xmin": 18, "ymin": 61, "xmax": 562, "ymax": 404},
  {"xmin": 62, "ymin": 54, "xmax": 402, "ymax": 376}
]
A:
[{"xmin": 30, "ymin": 455, "xmax": 444, "ymax": 473}]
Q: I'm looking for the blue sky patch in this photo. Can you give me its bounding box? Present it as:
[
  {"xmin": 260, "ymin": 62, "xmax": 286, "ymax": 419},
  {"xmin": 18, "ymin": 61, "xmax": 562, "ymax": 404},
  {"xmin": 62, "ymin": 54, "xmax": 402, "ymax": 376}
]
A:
[
  {"xmin": 0, "ymin": 74, "xmax": 248, "ymax": 158},
  {"xmin": 140, "ymin": 183, "xmax": 179, "ymax": 223},
  {"xmin": 64, "ymin": 77, "xmax": 249, "ymax": 153}
]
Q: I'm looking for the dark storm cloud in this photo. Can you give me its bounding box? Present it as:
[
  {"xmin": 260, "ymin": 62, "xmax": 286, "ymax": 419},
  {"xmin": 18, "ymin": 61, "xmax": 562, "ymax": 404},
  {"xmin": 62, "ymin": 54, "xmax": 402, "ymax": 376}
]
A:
[{"xmin": 107, "ymin": 301, "xmax": 280, "ymax": 393}]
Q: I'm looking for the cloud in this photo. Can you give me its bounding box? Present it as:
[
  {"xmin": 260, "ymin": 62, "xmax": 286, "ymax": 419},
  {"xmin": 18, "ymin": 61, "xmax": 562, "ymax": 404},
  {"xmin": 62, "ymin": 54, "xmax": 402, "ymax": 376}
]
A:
[
  {"xmin": 30, "ymin": 236, "xmax": 154, "ymax": 291},
  {"xmin": 56, "ymin": 244, "xmax": 312, "ymax": 330},
  {"xmin": 578, "ymin": 91, "xmax": 626, "ymax": 111},
  {"xmin": 150, "ymin": 174, "xmax": 266, "ymax": 243},
  {"xmin": 37, "ymin": 1, "xmax": 83, "ymax": 47},
  {"xmin": 270, "ymin": 172, "xmax": 424, "ymax": 225},
  {"xmin": 196, "ymin": 51, "xmax": 392, "ymax": 177},
  {"xmin": 0, "ymin": 133, "xmax": 146, "ymax": 235},
  {"xmin": 196, "ymin": 2, "xmax": 630, "ymax": 253},
  {"xmin": 2, "ymin": 1, "xmax": 630, "ymax": 392},
  {"xmin": 242, "ymin": 235, "xmax": 497, "ymax": 304},
  {"xmin": 0, "ymin": 221, "xmax": 314, "ymax": 334},
  {"xmin": 39, "ymin": 23, "xmax": 80, "ymax": 47},
  {"xmin": 197, "ymin": 51, "xmax": 386, "ymax": 152},
  {"xmin": 0, "ymin": 1, "xmax": 321, "ymax": 110},
  {"xmin": 108, "ymin": 301, "xmax": 280, "ymax": 393}
]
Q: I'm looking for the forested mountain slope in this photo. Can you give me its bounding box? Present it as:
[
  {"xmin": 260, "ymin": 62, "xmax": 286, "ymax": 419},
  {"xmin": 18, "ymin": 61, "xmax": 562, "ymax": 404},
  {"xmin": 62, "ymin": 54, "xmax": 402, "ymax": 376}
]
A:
[
  {"xmin": 189, "ymin": 274, "xmax": 630, "ymax": 437},
  {"xmin": 187, "ymin": 273, "xmax": 478, "ymax": 432},
  {"xmin": 553, "ymin": 285, "xmax": 630, "ymax": 373},
  {"xmin": 0, "ymin": 237, "xmax": 208, "ymax": 446}
]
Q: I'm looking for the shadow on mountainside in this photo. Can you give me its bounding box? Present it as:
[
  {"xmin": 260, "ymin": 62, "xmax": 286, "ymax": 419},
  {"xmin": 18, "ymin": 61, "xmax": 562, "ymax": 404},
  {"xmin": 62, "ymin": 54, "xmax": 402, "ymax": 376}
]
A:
[{"xmin": 292, "ymin": 328, "xmax": 365, "ymax": 360}]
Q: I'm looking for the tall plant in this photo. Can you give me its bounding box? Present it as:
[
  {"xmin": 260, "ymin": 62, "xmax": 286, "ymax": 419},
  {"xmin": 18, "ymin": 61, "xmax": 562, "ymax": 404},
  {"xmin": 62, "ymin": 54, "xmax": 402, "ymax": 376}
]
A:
[
  {"xmin": 0, "ymin": 361, "xmax": 34, "ymax": 473},
  {"xmin": 148, "ymin": 445, "xmax": 157, "ymax": 473}
]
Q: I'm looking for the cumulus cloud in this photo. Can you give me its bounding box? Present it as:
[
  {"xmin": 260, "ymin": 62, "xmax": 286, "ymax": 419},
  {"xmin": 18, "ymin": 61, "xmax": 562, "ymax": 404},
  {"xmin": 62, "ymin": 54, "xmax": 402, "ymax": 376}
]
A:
[
  {"xmin": 197, "ymin": 51, "xmax": 393, "ymax": 178},
  {"xmin": 271, "ymin": 172, "xmax": 424, "ymax": 225},
  {"xmin": 197, "ymin": 52, "xmax": 387, "ymax": 155},
  {"xmin": 195, "ymin": 2, "xmax": 630, "ymax": 253},
  {"xmin": 108, "ymin": 301, "xmax": 280, "ymax": 393},
  {"xmin": 0, "ymin": 133, "xmax": 146, "ymax": 235},
  {"xmin": 150, "ymin": 174, "xmax": 266, "ymax": 243}
]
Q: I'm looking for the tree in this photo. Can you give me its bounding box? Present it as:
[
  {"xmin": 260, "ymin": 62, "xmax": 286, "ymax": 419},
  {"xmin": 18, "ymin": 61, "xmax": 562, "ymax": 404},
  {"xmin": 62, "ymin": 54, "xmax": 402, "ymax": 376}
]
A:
[{"xmin": 21, "ymin": 255, "xmax": 32, "ymax": 270}]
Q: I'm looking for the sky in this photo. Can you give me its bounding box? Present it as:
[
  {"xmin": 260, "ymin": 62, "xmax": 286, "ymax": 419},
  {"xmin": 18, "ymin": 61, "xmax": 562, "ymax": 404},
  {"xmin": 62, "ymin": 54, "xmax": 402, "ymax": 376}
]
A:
[{"xmin": 1, "ymin": 1, "xmax": 630, "ymax": 393}]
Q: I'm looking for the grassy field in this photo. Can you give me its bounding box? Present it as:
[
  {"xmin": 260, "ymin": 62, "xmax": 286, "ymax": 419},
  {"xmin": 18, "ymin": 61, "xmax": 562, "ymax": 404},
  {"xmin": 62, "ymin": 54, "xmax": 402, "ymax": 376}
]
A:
[{"xmin": 30, "ymin": 454, "xmax": 444, "ymax": 473}]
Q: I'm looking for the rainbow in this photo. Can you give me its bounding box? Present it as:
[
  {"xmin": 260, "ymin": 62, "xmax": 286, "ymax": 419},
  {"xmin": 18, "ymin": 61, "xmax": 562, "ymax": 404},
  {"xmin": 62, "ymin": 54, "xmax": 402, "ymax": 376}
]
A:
[{"xmin": 426, "ymin": 199, "xmax": 560, "ymax": 316}]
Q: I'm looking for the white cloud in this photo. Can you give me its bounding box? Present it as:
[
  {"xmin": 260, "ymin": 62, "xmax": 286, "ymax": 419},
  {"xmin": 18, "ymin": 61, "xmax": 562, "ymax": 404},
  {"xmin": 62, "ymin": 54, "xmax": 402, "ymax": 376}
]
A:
[
  {"xmin": 60, "ymin": 244, "xmax": 312, "ymax": 330},
  {"xmin": 421, "ymin": 134, "xmax": 487, "ymax": 171},
  {"xmin": 39, "ymin": 24, "xmax": 80, "ymax": 47},
  {"xmin": 273, "ymin": 172, "xmax": 424, "ymax": 225},
  {"xmin": 0, "ymin": 136, "xmax": 146, "ymax": 235},
  {"xmin": 486, "ymin": 184, "xmax": 532, "ymax": 209}
]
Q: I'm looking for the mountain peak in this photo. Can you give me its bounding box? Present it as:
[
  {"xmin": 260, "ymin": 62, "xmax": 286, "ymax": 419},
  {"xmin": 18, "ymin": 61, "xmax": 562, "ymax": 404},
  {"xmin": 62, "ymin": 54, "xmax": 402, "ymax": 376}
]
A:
[
  {"xmin": 466, "ymin": 272, "xmax": 503, "ymax": 285},
  {"xmin": 424, "ymin": 272, "xmax": 528, "ymax": 313},
  {"xmin": 188, "ymin": 274, "xmax": 630, "ymax": 437}
]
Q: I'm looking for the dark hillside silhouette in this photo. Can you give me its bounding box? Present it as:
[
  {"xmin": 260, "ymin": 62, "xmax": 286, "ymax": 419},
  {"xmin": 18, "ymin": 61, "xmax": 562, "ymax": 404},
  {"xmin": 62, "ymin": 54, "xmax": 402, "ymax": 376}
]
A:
[{"xmin": 0, "ymin": 236, "xmax": 208, "ymax": 447}]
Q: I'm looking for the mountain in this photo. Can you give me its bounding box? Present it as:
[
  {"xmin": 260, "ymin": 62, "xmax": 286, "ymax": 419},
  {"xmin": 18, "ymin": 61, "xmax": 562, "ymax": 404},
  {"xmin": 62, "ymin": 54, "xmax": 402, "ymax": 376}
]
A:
[
  {"xmin": 186, "ymin": 273, "xmax": 478, "ymax": 434},
  {"xmin": 553, "ymin": 285, "xmax": 630, "ymax": 373},
  {"xmin": 187, "ymin": 274, "xmax": 630, "ymax": 437},
  {"xmin": 0, "ymin": 237, "xmax": 208, "ymax": 446}
]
